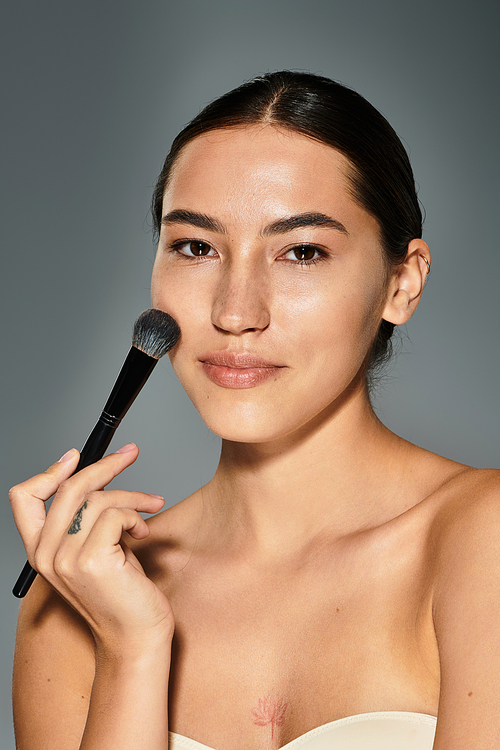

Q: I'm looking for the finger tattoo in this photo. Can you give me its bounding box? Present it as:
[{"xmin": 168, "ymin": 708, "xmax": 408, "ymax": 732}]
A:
[{"xmin": 68, "ymin": 500, "xmax": 88, "ymax": 535}]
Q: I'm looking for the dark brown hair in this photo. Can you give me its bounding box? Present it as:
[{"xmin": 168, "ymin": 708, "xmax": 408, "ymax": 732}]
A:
[{"xmin": 152, "ymin": 71, "xmax": 423, "ymax": 375}]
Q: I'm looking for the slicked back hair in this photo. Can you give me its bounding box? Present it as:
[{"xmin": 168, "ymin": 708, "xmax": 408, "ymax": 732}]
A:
[{"xmin": 152, "ymin": 71, "xmax": 423, "ymax": 379}]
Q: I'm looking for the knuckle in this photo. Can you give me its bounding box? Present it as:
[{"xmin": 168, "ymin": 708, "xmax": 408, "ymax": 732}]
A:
[
  {"xmin": 8, "ymin": 484, "xmax": 21, "ymax": 504},
  {"xmin": 77, "ymin": 550, "xmax": 100, "ymax": 576},
  {"xmin": 9, "ymin": 484, "xmax": 32, "ymax": 506},
  {"xmin": 85, "ymin": 491, "xmax": 103, "ymax": 507},
  {"xmin": 100, "ymin": 506, "xmax": 122, "ymax": 522},
  {"xmin": 53, "ymin": 548, "xmax": 74, "ymax": 580},
  {"xmin": 33, "ymin": 547, "xmax": 52, "ymax": 577},
  {"xmin": 56, "ymin": 477, "xmax": 75, "ymax": 495}
]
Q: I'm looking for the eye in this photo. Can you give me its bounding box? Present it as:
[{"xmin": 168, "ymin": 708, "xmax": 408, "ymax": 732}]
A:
[
  {"xmin": 171, "ymin": 240, "xmax": 217, "ymax": 258},
  {"xmin": 280, "ymin": 244, "xmax": 327, "ymax": 265}
]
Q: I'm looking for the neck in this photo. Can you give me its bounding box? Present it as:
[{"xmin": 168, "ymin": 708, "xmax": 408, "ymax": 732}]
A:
[{"xmin": 203, "ymin": 386, "xmax": 412, "ymax": 558}]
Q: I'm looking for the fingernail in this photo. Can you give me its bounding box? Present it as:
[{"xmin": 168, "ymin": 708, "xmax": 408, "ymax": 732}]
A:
[
  {"xmin": 58, "ymin": 448, "xmax": 76, "ymax": 463},
  {"xmin": 115, "ymin": 443, "xmax": 137, "ymax": 454},
  {"xmin": 150, "ymin": 494, "xmax": 164, "ymax": 500}
]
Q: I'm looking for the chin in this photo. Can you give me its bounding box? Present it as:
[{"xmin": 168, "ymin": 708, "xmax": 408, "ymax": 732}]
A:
[
  {"xmin": 195, "ymin": 402, "xmax": 291, "ymax": 444},
  {"xmin": 188, "ymin": 388, "xmax": 348, "ymax": 447},
  {"xmin": 208, "ymin": 424, "xmax": 291, "ymax": 445},
  {"xmin": 172, "ymin": 354, "xmax": 367, "ymax": 446}
]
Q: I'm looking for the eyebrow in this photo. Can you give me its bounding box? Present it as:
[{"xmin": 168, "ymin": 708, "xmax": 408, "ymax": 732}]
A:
[
  {"xmin": 161, "ymin": 209, "xmax": 226, "ymax": 233},
  {"xmin": 161, "ymin": 209, "xmax": 348, "ymax": 236},
  {"xmin": 262, "ymin": 212, "xmax": 348, "ymax": 236}
]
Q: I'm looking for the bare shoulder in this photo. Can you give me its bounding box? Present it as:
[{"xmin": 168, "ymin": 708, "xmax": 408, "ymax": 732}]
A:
[
  {"xmin": 425, "ymin": 467, "xmax": 500, "ymax": 745},
  {"xmin": 13, "ymin": 575, "xmax": 95, "ymax": 749},
  {"xmin": 425, "ymin": 465, "xmax": 500, "ymax": 591},
  {"xmin": 428, "ymin": 465, "xmax": 500, "ymax": 620},
  {"xmin": 430, "ymin": 466, "xmax": 500, "ymax": 564},
  {"xmin": 127, "ymin": 487, "xmax": 204, "ymax": 583}
]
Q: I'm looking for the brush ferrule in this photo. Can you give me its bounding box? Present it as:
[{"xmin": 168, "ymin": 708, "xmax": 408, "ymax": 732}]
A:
[
  {"xmin": 75, "ymin": 346, "xmax": 157, "ymax": 471},
  {"xmin": 103, "ymin": 346, "xmax": 157, "ymax": 419},
  {"xmin": 99, "ymin": 411, "xmax": 122, "ymax": 428}
]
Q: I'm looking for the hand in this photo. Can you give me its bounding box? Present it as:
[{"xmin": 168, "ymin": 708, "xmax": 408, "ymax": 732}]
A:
[{"xmin": 9, "ymin": 444, "xmax": 175, "ymax": 652}]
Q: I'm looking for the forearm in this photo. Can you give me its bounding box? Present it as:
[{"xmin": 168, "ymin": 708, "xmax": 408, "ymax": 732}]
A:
[{"xmin": 81, "ymin": 639, "xmax": 172, "ymax": 750}]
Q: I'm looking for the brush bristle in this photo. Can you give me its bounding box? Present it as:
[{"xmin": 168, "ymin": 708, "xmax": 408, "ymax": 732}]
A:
[{"xmin": 132, "ymin": 309, "xmax": 180, "ymax": 359}]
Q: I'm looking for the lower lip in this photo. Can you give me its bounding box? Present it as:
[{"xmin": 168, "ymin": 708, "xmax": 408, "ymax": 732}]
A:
[{"xmin": 200, "ymin": 362, "xmax": 283, "ymax": 389}]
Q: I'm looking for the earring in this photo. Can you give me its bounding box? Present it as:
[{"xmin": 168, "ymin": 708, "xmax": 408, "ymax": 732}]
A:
[{"xmin": 420, "ymin": 255, "xmax": 431, "ymax": 275}]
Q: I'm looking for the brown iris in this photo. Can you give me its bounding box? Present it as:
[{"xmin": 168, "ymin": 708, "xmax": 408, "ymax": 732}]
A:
[
  {"xmin": 292, "ymin": 245, "xmax": 317, "ymax": 261},
  {"xmin": 189, "ymin": 241, "xmax": 212, "ymax": 256}
]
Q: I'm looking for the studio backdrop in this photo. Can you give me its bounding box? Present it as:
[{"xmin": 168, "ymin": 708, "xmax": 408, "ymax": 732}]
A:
[{"xmin": 2, "ymin": 1, "xmax": 498, "ymax": 745}]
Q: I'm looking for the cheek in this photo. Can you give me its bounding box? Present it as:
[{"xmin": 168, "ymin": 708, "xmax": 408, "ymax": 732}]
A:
[
  {"xmin": 151, "ymin": 260, "xmax": 204, "ymax": 328},
  {"xmin": 294, "ymin": 288, "xmax": 386, "ymax": 404},
  {"xmin": 150, "ymin": 258, "xmax": 169, "ymax": 309},
  {"xmin": 281, "ymin": 273, "xmax": 382, "ymax": 352},
  {"xmin": 151, "ymin": 263, "xmax": 211, "ymax": 386},
  {"xmin": 150, "ymin": 259, "xmax": 161, "ymax": 308}
]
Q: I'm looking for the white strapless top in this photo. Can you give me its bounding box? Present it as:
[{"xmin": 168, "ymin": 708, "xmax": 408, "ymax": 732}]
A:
[{"xmin": 169, "ymin": 711, "xmax": 437, "ymax": 749}]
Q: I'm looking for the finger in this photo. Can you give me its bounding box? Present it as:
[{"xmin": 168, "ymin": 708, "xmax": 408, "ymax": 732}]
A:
[
  {"xmin": 36, "ymin": 490, "xmax": 163, "ymax": 578},
  {"xmin": 9, "ymin": 448, "xmax": 80, "ymax": 555},
  {"xmin": 63, "ymin": 491, "xmax": 164, "ymax": 539},
  {"xmin": 70, "ymin": 507, "xmax": 150, "ymax": 578},
  {"xmin": 120, "ymin": 539, "xmax": 147, "ymax": 575},
  {"xmin": 35, "ymin": 494, "xmax": 163, "ymax": 589},
  {"xmin": 44, "ymin": 443, "xmax": 141, "ymax": 535}
]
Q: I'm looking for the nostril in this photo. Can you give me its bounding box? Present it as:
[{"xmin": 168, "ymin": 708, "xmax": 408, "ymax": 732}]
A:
[
  {"xmin": 211, "ymin": 283, "xmax": 271, "ymax": 334},
  {"xmin": 212, "ymin": 309, "xmax": 270, "ymax": 335},
  {"xmin": 213, "ymin": 321, "xmax": 266, "ymax": 335}
]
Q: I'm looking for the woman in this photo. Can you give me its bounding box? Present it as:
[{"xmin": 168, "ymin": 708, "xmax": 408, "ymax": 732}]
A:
[{"xmin": 10, "ymin": 72, "xmax": 500, "ymax": 749}]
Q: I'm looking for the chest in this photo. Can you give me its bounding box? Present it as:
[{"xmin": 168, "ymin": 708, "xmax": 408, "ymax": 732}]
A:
[{"xmin": 163, "ymin": 546, "xmax": 439, "ymax": 748}]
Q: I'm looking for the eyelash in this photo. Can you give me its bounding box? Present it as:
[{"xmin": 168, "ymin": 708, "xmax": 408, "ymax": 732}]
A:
[{"xmin": 168, "ymin": 240, "xmax": 329, "ymax": 266}]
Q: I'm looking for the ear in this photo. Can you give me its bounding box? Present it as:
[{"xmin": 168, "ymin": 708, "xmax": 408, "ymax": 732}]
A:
[{"xmin": 382, "ymin": 239, "xmax": 431, "ymax": 326}]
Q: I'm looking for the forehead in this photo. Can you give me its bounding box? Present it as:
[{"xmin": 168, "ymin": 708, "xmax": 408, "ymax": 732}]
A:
[{"xmin": 162, "ymin": 125, "xmax": 359, "ymax": 220}]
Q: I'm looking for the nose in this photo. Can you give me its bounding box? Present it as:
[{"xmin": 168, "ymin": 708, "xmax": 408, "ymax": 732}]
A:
[{"xmin": 211, "ymin": 257, "xmax": 271, "ymax": 335}]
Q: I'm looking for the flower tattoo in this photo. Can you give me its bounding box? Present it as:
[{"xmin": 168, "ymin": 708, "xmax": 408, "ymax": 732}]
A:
[{"xmin": 252, "ymin": 695, "xmax": 288, "ymax": 739}]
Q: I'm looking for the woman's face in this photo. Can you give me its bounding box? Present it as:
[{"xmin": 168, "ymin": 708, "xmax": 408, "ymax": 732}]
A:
[{"xmin": 152, "ymin": 125, "xmax": 389, "ymax": 443}]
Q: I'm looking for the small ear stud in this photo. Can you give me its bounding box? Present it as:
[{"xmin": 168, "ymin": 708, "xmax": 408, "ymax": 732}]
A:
[{"xmin": 420, "ymin": 255, "xmax": 431, "ymax": 275}]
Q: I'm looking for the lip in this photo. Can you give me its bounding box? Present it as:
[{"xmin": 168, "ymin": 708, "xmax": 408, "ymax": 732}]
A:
[{"xmin": 199, "ymin": 350, "xmax": 286, "ymax": 389}]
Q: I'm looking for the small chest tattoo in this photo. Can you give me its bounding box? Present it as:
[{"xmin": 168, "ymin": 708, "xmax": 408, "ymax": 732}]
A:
[{"xmin": 251, "ymin": 695, "xmax": 288, "ymax": 739}]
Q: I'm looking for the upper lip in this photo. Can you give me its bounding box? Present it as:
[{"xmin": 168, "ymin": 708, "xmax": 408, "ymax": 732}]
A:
[{"xmin": 199, "ymin": 350, "xmax": 284, "ymax": 369}]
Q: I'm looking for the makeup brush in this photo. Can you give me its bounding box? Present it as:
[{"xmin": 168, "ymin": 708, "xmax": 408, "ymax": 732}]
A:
[{"xmin": 12, "ymin": 308, "xmax": 180, "ymax": 598}]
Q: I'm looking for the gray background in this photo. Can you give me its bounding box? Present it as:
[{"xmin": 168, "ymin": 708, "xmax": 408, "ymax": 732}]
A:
[{"xmin": 1, "ymin": 0, "xmax": 499, "ymax": 745}]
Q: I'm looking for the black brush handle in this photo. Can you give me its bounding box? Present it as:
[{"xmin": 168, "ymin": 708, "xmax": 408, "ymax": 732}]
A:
[
  {"xmin": 13, "ymin": 562, "xmax": 38, "ymax": 598},
  {"xmin": 12, "ymin": 347, "xmax": 157, "ymax": 598}
]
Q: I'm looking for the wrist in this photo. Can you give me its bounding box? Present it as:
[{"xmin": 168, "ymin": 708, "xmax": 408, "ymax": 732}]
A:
[
  {"xmin": 82, "ymin": 631, "xmax": 171, "ymax": 749},
  {"xmin": 95, "ymin": 626, "xmax": 174, "ymax": 668}
]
